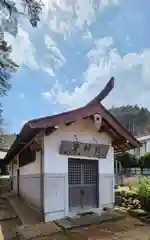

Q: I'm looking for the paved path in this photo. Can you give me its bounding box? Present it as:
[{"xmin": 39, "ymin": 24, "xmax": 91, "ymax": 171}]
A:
[
  {"xmin": 8, "ymin": 195, "xmax": 41, "ymax": 224},
  {"xmin": 0, "ymin": 198, "xmax": 21, "ymax": 239}
]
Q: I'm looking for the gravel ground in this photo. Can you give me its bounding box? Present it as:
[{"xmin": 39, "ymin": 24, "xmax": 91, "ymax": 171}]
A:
[
  {"xmin": 1, "ymin": 197, "xmax": 150, "ymax": 240},
  {"xmin": 33, "ymin": 216, "xmax": 150, "ymax": 240},
  {"xmin": 69, "ymin": 217, "xmax": 150, "ymax": 240},
  {"xmin": 0, "ymin": 198, "xmax": 21, "ymax": 239}
]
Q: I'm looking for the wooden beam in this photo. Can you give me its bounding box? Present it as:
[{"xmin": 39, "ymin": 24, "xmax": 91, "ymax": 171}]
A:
[
  {"xmin": 18, "ymin": 142, "xmax": 28, "ymax": 145},
  {"xmin": 103, "ymin": 120, "xmax": 129, "ymax": 150},
  {"xmin": 45, "ymin": 126, "xmax": 56, "ymax": 136},
  {"xmin": 98, "ymin": 126, "xmax": 105, "ymax": 133},
  {"xmin": 102, "ymin": 124, "xmax": 118, "ymax": 140},
  {"xmin": 65, "ymin": 121, "xmax": 74, "ymax": 126},
  {"xmin": 12, "ymin": 158, "xmax": 17, "ymax": 164},
  {"xmin": 112, "ymin": 139, "xmax": 125, "ymax": 146},
  {"xmin": 83, "ymin": 116, "xmax": 90, "ymax": 119},
  {"xmin": 102, "ymin": 119, "xmax": 137, "ymax": 150}
]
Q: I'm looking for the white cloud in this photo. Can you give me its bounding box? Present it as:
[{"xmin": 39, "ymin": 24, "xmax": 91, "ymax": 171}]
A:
[
  {"xmin": 42, "ymin": 67, "xmax": 56, "ymax": 77},
  {"xmin": 49, "ymin": 36, "xmax": 150, "ymax": 109},
  {"xmin": 5, "ymin": 28, "xmax": 38, "ymax": 69},
  {"xmin": 3, "ymin": 0, "xmax": 119, "ymax": 72},
  {"xmin": 82, "ymin": 30, "xmax": 92, "ymax": 40},
  {"xmin": 44, "ymin": 35, "xmax": 56, "ymax": 48},
  {"xmin": 140, "ymin": 50, "xmax": 150, "ymax": 84},
  {"xmin": 41, "ymin": 91, "xmax": 52, "ymax": 99},
  {"xmin": 44, "ymin": 34, "xmax": 66, "ymax": 70},
  {"xmin": 42, "ymin": 0, "xmax": 118, "ymax": 38}
]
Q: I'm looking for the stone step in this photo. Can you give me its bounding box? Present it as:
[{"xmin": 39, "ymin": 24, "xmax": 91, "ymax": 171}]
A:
[{"xmin": 17, "ymin": 221, "xmax": 61, "ymax": 239}]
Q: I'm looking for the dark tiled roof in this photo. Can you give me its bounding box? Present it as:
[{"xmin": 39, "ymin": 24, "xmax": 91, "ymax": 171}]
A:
[{"xmin": 3, "ymin": 103, "xmax": 140, "ymax": 165}]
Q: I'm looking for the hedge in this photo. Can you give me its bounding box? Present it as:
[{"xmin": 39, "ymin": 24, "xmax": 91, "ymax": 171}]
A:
[{"xmin": 116, "ymin": 152, "xmax": 150, "ymax": 169}]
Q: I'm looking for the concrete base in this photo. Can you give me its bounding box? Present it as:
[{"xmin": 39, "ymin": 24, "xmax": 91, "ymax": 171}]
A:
[
  {"xmin": 68, "ymin": 207, "xmax": 102, "ymax": 218},
  {"xmin": 55, "ymin": 210, "xmax": 126, "ymax": 230},
  {"xmin": 102, "ymin": 203, "xmax": 114, "ymax": 210}
]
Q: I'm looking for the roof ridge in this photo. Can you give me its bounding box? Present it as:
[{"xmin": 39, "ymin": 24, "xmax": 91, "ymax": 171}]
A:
[{"xmin": 28, "ymin": 104, "xmax": 100, "ymax": 127}]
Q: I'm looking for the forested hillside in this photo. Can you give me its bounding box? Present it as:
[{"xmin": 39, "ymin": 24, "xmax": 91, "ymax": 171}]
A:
[{"xmin": 109, "ymin": 105, "xmax": 150, "ymax": 136}]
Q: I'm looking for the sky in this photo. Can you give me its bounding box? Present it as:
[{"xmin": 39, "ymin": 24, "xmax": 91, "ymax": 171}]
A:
[{"xmin": 2, "ymin": 0, "xmax": 150, "ymax": 133}]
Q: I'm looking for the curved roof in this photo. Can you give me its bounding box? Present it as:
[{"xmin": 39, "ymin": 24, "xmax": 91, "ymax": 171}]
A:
[{"xmin": 3, "ymin": 102, "xmax": 140, "ymax": 165}]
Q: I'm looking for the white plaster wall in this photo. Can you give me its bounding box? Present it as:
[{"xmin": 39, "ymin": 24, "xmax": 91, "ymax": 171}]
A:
[
  {"xmin": 44, "ymin": 119, "xmax": 112, "ymax": 173},
  {"xmin": 19, "ymin": 151, "xmax": 41, "ymax": 175},
  {"xmin": 99, "ymin": 146, "xmax": 114, "ymax": 209},
  {"xmin": 146, "ymin": 140, "xmax": 150, "ymax": 152},
  {"xmin": 44, "ymin": 119, "xmax": 114, "ymax": 221},
  {"xmin": 19, "ymin": 151, "xmax": 41, "ymax": 210},
  {"xmin": 12, "ymin": 163, "xmax": 18, "ymax": 192},
  {"xmin": 0, "ymin": 151, "xmax": 7, "ymax": 159}
]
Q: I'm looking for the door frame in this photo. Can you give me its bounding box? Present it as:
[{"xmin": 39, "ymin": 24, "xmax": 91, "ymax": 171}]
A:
[{"xmin": 68, "ymin": 158, "xmax": 99, "ymax": 211}]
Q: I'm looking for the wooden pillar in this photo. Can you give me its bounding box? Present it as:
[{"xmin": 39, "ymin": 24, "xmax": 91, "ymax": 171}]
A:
[
  {"xmin": 10, "ymin": 161, "xmax": 13, "ymax": 190},
  {"xmin": 40, "ymin": 138, "xmax": 44, "ymax": 222},
  {"xmin": 16, "ymin": 155, "xmax": 20, "ymax": 196}
]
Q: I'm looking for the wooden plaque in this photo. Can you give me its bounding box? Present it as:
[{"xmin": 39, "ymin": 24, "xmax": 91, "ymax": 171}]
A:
[{"xmin": 59, "ymin": 141, "xmax": 109, "ymax": 158}]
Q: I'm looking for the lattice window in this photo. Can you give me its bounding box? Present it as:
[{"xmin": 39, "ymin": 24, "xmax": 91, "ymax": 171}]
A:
[
  {"xmin": 83, "ymin": 163, "xmax": 97, "ymax": 184},
  {"xmin": 68, "ymin": 162, "xmax": 81, "ymax": 185}
]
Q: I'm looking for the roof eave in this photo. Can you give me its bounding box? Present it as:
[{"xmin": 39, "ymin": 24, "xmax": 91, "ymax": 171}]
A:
[{"xmin": 3, "ymin": 103, "xmax": 140, "ymax": 165}]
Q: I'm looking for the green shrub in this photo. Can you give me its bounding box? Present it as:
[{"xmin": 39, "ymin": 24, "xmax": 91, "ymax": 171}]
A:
[
  {"xmin": 117, "ymin": 151, "xmax": 150, "ymax": 171},
  {"xmin": 136, "ymin": 176, "xmax": 150, "ymax": 211},
  {"xmin": 137, "ymin": 176, "xmax": 150, "ymax": 198},
  {"xmin": 117, "ymin": 152, "xmax": 138, "ymax": 169},
  {"xmin": 142, "ymin": 152, "xmax": 150, "ymax": 168}
]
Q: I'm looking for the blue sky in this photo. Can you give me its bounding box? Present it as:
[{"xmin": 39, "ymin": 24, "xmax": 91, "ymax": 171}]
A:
[{"xmin": 2, "ymin": 0, "xmax": 150, "ymax": 133}]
